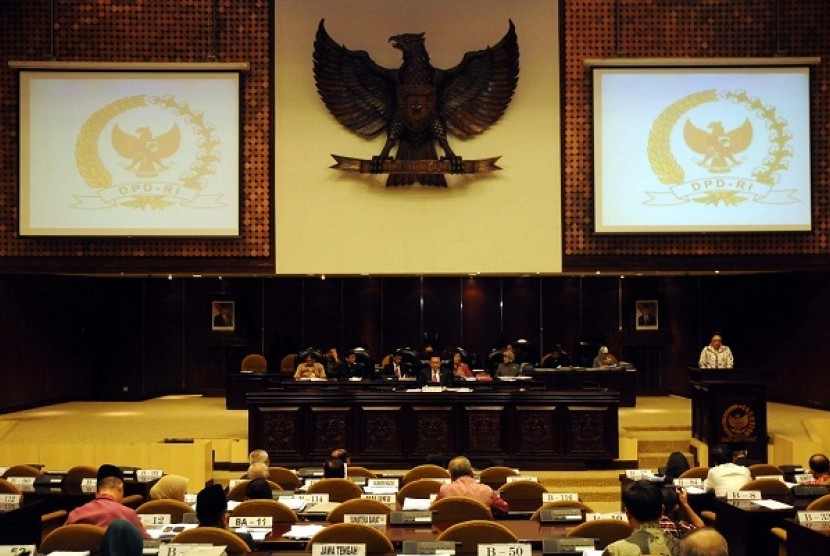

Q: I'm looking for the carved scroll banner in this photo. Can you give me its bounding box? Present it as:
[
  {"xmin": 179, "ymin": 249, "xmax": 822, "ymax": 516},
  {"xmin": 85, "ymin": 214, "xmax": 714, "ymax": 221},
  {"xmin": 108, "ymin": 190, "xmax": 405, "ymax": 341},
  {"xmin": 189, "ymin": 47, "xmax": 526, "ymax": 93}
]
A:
[{"xmin": 330, "ymin": 155, "xmax": 501, "ymax": 175}]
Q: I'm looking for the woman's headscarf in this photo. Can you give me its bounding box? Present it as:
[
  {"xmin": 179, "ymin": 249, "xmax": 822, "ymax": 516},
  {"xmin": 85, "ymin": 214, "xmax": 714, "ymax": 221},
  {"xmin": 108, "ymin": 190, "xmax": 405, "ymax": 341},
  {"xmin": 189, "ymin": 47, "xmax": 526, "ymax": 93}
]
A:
[
  {"xmin": 149, "ymin": 473, "xmax": 189, "ymax": 500},
  {"xmin": 101, "ymin": 520, "xmax": 143, "ymax": 556}
]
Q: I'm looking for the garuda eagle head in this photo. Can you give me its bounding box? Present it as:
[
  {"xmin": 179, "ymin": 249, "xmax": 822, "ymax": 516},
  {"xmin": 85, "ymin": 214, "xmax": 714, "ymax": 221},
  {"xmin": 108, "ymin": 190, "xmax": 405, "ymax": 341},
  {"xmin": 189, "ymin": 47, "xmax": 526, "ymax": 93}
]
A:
[{"xmin": 389, "ymin": 32, "xmax": 426, "ymax": 52}]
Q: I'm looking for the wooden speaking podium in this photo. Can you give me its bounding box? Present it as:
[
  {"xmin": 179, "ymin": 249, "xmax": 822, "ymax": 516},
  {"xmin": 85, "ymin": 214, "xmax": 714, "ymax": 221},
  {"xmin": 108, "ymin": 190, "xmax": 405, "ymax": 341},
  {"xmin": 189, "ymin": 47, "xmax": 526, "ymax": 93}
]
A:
[{"xmin": 689, "ymin": 368, "xmax": 768, "ymax": 464}]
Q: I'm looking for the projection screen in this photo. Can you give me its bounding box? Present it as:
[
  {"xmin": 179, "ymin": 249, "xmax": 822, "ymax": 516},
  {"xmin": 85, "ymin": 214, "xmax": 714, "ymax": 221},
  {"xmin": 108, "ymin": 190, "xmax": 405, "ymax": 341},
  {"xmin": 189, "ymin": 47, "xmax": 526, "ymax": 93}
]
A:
[
  {"xmin": 19, "ymin": 70, "xmax": 240, "ymax": 237},
  {"xmin": 593, "ymin": 64, "xmax": 812, "ymax": 233}
]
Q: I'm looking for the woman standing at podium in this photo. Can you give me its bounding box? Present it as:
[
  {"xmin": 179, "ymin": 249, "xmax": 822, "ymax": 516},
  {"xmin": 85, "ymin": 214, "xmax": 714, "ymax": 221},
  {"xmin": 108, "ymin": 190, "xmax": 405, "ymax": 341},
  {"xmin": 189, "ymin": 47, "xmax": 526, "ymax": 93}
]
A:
[{"xmin": 698, "ymin": 334, "xmax": 734, "ymax": 369}]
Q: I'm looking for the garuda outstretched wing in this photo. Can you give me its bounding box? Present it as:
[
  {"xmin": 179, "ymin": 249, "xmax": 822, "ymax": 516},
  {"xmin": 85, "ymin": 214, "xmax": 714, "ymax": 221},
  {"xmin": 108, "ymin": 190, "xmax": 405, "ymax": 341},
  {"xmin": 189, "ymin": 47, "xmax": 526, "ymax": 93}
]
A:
[
  {"xmin": 313, "ymin": 19, "xmax": 397, "ymax": 137},
  {"xmin": 437, "ymin": 20, "xmax": 519, "ymax": 137}
]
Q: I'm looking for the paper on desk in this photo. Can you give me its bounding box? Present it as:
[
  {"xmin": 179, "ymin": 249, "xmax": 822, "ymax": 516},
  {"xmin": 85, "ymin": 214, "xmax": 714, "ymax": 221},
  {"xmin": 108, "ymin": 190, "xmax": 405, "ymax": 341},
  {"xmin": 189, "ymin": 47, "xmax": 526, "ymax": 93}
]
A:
[
  {"xmin": 364, "ymin": 486, "xmax": 398, "ymax": 494},
  {"xmin": 227, "ymin": 500, "xmax": 241, "ymax": 511},
  {"xmin": 284, "ymin": 524, "xmax": 325, "ymax": 539},
  {"xmin": 46, "ymin": 553, "xmax": 90, "ymax": 556},
  {"xmin": 278, "ymin": 497, "xmax": 307, "ymax": 510},
  {"xmin": 753, "ymin": 499, "xmax": 794, "ymax": 510},
  {"xmin": 402, "ymin": 497, "xmax": 431, "ymax": 511},
  {"xmin": 684, "ymin": 486, "xmax": 705, "ymax": 495},
  {"xmin": 235, "ymin": 528, "xmax": 270, "ymax": 541}
]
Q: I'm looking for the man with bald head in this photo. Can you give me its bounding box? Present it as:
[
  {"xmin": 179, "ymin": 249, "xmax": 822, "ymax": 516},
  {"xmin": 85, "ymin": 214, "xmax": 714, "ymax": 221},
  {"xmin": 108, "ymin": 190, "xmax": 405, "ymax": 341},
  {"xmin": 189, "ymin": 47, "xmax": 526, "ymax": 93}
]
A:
[
  {"xmin": 679, "ymin": 528, "xmax": 728, "ymax": 556},
  {"xmin": 435, "ymin": 456, "xmax": 508, "ymax": 515}
]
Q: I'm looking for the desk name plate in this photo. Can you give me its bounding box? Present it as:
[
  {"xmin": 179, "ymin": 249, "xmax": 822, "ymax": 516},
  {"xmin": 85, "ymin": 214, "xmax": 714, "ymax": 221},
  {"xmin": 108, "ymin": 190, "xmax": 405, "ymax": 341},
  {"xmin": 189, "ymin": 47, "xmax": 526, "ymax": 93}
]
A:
[
  {"xmin": 367, "ymin": 479, "xmax": 398, "ymax": 488},
  {"xmin": 312, "ymin": 544, "xmax": 366, "ymax": 556},
  {"xmin": 344, "ymin": 514, "xmax": 387, "ymax": 527},
  {"xmin": 298, "ymin": 493, "xmax": 330, "ymax": 504},
  {"xmin": 477, "ymin": 543, "xmax": 532, "ymax": 556},
  {"xmin": 229, "ymin": 516, "xmax": 273, "ymax": 528},
  {"xmin": 139, "ymin": 514, "xmax": 172, "ymax": 526},
  {"xmin": 726, "ymin": 490, "xmax": 761, "ymax": 500},
  {"xmin": 81, "ymin": 478, "xmax": 97, "ymax": 488},
  {"xmin": 137, "ymin": 469, "xmax": 163, "ymax": 482},
  {"xmin": 361, "ymin": 494, "xmax": 396, "ymax": 506},
  {"xmin": 5, "ymin": 478, "xmax": 35, "ymax": 488},
  {"xmin": 0, "ymin": 546, "xmax": 36, "ymax": 556},
  {"xmin": 673, "ymin": 478, "xmax": 703, "ymax": 487},
  {"xmin": 798, "ymin": 511, "xmax": 830, "ymax": 523},
  {"xmin": 0, "ymin": 494, "xmax": 21, "ymax": 505},
  {"xmin": 506, "ymin": 476, "xmax": 538, "ymax": 483},
  {"xmin": 586, "ymin": 512, "xmax": 627, "ymax": 521},
  {"xmin": 625, "ymin": 470, "xmax": 655, "ymax": 480},
  {"xmin": 542, "ymin": 492, "xmax": 578, "ymax": 502}
]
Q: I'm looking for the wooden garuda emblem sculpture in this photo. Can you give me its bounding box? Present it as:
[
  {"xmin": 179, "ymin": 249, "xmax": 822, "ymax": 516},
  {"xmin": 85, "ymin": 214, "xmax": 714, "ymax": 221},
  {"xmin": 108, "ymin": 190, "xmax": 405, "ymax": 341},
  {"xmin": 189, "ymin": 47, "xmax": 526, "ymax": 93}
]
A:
[{"xmin": 313, "ymin": 20, "xmax": 519, "ymax": 187}]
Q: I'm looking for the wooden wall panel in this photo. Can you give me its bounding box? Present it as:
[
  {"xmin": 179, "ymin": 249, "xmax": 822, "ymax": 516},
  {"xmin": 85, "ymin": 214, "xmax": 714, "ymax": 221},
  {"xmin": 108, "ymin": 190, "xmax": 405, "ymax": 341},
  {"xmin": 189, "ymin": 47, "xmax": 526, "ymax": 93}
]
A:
[
  {"xmin": 461, "ymin": 277, "xmax": 502, "ymax": 366},
  {"xmin": 380, "ymin": 278, "xmax": 422, "ymax": 355},
  {"xmin": 422, "ymin": 277, "xmax": 462, "ymax": 355}
]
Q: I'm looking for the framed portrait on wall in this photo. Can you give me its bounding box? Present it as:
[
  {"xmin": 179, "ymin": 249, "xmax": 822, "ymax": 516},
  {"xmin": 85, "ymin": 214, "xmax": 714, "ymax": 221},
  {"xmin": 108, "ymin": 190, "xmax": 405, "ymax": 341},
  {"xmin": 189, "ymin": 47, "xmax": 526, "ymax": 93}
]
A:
[
  {"xmin": 635, "ymin": 300, "xmax": 658, "ymax": 331},
  {"xmin": 211, "ymin": 300, "xmax": 235, "ymax": 332}
]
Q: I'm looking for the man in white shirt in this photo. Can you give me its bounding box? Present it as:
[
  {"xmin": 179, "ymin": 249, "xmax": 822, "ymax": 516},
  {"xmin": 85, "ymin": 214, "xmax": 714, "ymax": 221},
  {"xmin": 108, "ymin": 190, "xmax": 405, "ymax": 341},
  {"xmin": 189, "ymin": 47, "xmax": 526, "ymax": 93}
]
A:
[
  {"xmin": 703, "ymin": 444, "xmax": 751, "ymax": 496},
  {"xmin": 698, "ymin": 334, "xmax": 734, "ymax": 369}
]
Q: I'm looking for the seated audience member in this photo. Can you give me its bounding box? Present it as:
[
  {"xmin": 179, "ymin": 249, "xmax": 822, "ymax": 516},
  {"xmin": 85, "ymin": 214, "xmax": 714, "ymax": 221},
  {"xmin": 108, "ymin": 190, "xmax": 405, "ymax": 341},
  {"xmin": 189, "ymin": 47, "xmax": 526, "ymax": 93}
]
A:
[
  {"xmin": 541, "ymin": 343, "xmax": 571, "ymax": 368},
  {"xmin": 66, "ymin": 464, "xmax": 150, "ymax": 538},
  {"xmin": 702, "ymin": 444, "xmax": 751, "ymax": 496},
  {"xmin": 662, "ymin": 452, "xmax": 691, "ymax": 485},
  {"xmin": 451, "ymin": 350, "xmax": 473, "ymax": 378},
  {"xmin": 196, "ymin": 484, "xmax": 254, "ymax": 547},
  {"xmin": 101, "ymin": 519, "xmax": 144, "ymax": 556},
  {"xmin": 806, "ymin": 453, "xmax": 830, "ymax": 485},
  {"xmin": 149, "ymin": 474, "xmax": 189, "ymax": 501},
  {"xmin": 245, "ymin": 478, "xmax": 274, "ymax": 500},
  {"xmin": 249, "ymin": 448, "xmax": 270, "ymax": 466},
  {"xmin": 417, "ymin": 354, "xmax": 452, "ymax": 387},
  {"xmin": 604, "ymin": 480, "xmax": 680, "ymax": 555},
  {"xmin": 435, "ymin": 456, "xmax": 508, "ymax": 515},
  {"xmin": 697, "ymin": 334, "xmax": 733, "ymax": 369},
  {"xmin": 678, "ymin": 528, "xmax": 728, "ymax": 556},
  {"xmin": 592, "ymin": 346, "xmax": 619, "ymax": 367},
  {"xmin": 294, "ymin": 352, "xmax": 326, "ymax": 380},
  {"xmin": 331, "ymin": 448, "xmax": 351, "ymax": 465},
  {"xmin": 659, "ymin": 486, "xmax": 704, "ymax": 540},
  {"xmin": 382, "ymin": 350, "xmax": 413, "ymax": 379},
  {"xmin": 323, "ymin": 456, "xmax": 346, "ymax": 478},
  {"xmin": 503, "ymin": 344, "xmax": 516, "ymax": 364},
  {"xmin": 247, "ymin": 462, "xmax": 270, "ymax": 480}
]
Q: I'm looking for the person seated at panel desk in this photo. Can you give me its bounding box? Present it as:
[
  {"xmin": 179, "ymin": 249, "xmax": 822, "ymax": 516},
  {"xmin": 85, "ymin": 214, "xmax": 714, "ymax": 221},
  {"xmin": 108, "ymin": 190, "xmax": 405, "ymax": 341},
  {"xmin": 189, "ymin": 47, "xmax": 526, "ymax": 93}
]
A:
[
  {"xmin": 698, "ymin": 334, "xmax": 734, "ymax": 369},
  {"xmin": 417, "ymin": 354, "xmax": 452, "ymax": 387},
  {"xmin": 592, "ymin": 345, "xmax": 618, "ymax": 368},
  {"xmin": 381, "ymin": 350, "xmax": 414, "ymax": 379},
  {"xmin": 294, "ymin": 352, "xmax": 326, "ymax": 380},
  {"xmin": 496, "ymin": 351, "xmax": 522, "ymax": 377}
]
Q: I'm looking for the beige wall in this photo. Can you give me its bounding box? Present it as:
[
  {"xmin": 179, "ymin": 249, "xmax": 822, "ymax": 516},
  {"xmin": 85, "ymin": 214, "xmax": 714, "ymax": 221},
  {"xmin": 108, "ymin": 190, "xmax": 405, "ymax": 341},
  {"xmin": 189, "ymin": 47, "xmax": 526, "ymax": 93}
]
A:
[{"xmin": 275, "ymin": 0, "xmax": 561, "ymax": 275}]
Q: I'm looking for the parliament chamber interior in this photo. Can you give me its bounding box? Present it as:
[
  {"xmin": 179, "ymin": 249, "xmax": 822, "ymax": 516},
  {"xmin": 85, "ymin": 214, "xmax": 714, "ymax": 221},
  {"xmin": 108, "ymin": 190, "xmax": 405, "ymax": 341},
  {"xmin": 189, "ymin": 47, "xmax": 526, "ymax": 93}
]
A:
[{"xmin": 2, "ymin": 1, "xmax": 830, "ymax": 554}]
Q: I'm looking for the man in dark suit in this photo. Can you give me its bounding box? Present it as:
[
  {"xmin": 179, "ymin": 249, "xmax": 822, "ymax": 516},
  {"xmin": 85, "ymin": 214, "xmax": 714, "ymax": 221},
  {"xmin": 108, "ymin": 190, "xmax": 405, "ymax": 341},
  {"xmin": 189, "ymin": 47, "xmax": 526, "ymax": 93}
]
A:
[
  {"xmin": 381, "ymin": 350, "xmax": 413, "ymax": 379},
  {"xmin": 334, "ymin": 350, "xmax": 369, "ymax": 380},
  {"xmin": 417, "ymin": 354, "xmax": 451, "ymax": 387}
]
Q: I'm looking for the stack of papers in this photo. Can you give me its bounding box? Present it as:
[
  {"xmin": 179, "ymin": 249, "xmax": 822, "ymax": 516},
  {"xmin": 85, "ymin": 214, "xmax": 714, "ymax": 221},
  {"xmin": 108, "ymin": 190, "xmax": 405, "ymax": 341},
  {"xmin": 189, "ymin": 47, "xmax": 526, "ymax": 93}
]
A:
[
  {"xmin": 402, "ymin": 498, "xmax": 431, "ymax": 511},
  {"xmin": 284, "ymin": 524, "xmax": 325, "ymax": 539},
  {"xmin": 753, "ymin": 499, "xmax": 794, "ymax": 510}
]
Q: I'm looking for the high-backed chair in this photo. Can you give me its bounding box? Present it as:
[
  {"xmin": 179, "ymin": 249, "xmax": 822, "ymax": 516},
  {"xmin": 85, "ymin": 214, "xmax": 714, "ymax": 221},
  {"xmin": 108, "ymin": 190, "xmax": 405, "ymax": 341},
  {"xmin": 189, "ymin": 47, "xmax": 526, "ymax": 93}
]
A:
[
  {"xmin": 397, "ymin": 478, "xmax": 443, "ymax": 506},
  {"xmin": 401, "ymin": 464, "xmax": 450, "ymax": 485},
  {"xmin": 347, "ymin": 466, "xmax": 377, "ymax": 478},
  {"xmin": 498, "ymin": 479, "xmax": 548, "ymax": 510},
  {"xmin": 479, "ymin": 466, "xmax": 520, "ymax": 489},
  {"xmin": 678, "ymin": 466, "xmax": 710, "ymax": 480},
  {"xmin": 64, "ymin": 465, "xmax": 98, "ymax": 483},
  {"xmin": 0, "ymin": 478, "xmax": 22, "ymax": 494},
  {"xmin": 230, "ymin": 499, "xmax": 298, "ymax": 522},
  {"xmin": 429, "ymin": 496, "xmax": 493, "ymax": 523},
  {"xmin": 171, "ymin": 527, "xmax": 251, "ymax": 555},
  {"xmin": 307, "ymin": 478, "xmax": 363, "ymax": 502},
  {"xmin": 2, "ymin": 465, "xmax": 42, "ymax": 478},
  {"xmin": 269, "ymin": 467, "xmax": 302, "ymax": 491},
  {"xmin": 436, "ymin": 520, "xmax": 518, "ymax": 553},
  {"xmin": 40, "ymin": 524, "xmax": 106, "ymax": 553},
  {"xmin": 227, "ymin": 479, "xmax": 282, "ymax": 502},
  {"xmin": 121, "ymin": 494, "xmax": 144, "ymax": 509},
  {"xmin": 280, "ymin": 353, "xmax": 298, "ymax": 374},
  {"xmin": 136, "ymin": 499, "xmax": 194, "ymax": 523},
  {"xmin": 807, "ymin": 493, "xmax": 830, "ymax": 511},
  {"xmin": 565, "ymin": 519, "xmax": 633, "ymax": 550},
  {"xmin": 530, "ymin": 500, "xmax": 595, "ymax": 520},
  {"xmin": 741, "ymin": 478, "xmax": 790, "ymax": 496},
  {"xmin": 308, "ymin": 522, "xmax": 395, "ymax": 554},
  {"xmin": 241, "ymin": 353, "xmax": 268, "ymax": 373},
  {"xmin": 748, "ymin": 463, "xmax": 784, "ymax": 478},
  {"xmin": 41, "ymin": 510, "xmax": 68, "ymax": 542},
  {"xmin": 327, "ymin": 498, "xmax": 394, "ymax": 523}
]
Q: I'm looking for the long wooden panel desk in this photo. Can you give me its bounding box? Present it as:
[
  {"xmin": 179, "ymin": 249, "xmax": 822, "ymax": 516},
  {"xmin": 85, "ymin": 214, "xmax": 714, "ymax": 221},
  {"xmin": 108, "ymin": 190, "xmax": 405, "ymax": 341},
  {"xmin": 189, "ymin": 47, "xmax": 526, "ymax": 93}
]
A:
[
  {"xmin": 782, "ymin": 518, "xmax": 830, "ymax": 555},
  {"xmin": 710, "ymin": 496, "xmax": 810, "ymax": 556},
  {"xmin": 0, "ymin": 501, "xmax": 42, "ymax": 545},
  {"xmin": 248, "ymin": 390, "xmax": 619, "ymax": 469},
  {"xmin": 258, "ymin": 520, "xmax": 574, "ymax": 551},
  {"xmin": 228, "ymin": 368, "xmax": 636, "ymax": 410}
]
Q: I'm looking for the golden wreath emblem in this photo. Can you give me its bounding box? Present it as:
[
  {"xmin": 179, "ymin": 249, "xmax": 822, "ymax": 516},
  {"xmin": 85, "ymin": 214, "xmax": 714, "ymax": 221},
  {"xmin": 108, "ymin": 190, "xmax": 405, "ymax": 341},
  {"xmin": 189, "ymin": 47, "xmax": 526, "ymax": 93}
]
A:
[
  {"xmin": 73, "ymin": 95, "xmax": 224, "ymax": 210},
  {"xmin": 720, "ymin": 403, "xmax": 756, "ymax": 441},
  {"xmin": 645, "ymin": 89, "xmax": 799, "ymax": 207}
]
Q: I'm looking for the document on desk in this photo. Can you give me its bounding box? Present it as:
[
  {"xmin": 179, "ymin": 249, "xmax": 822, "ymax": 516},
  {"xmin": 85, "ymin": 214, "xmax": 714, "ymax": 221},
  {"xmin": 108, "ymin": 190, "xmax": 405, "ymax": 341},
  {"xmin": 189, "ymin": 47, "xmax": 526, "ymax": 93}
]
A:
[
  {"xmin": 753, "ymin": 499, "xmax": 794, "ymax": 510},
  {"xmin": 284, "ymin": 524, "xmax": 325, "ymax": 539},
  {"xmin": 402, "ymin": 497, "xmax": 432, "ymax": 511}
]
